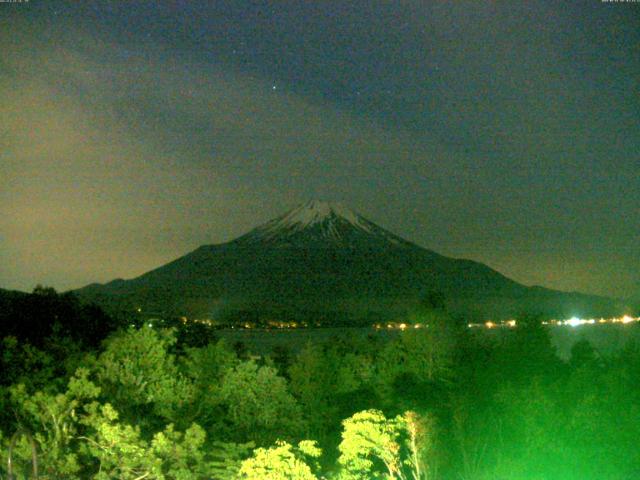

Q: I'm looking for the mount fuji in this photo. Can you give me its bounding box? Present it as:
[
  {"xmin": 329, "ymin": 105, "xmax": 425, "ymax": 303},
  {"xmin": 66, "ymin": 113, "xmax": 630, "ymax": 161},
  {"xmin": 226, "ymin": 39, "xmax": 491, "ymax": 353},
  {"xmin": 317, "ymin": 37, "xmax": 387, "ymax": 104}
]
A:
[
  {"xmin": 75, "ymin": 201, "xmax": 622, "ymax": 324},
  {"xmin": 235, "ymin": 200, "xmax": 413, "ymax": 248}
]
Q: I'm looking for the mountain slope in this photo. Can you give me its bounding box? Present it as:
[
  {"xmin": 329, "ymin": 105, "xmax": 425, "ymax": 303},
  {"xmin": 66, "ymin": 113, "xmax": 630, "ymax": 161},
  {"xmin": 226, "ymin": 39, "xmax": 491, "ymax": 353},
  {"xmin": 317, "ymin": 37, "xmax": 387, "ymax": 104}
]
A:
[{"xmin": 75, "ymin": 201, "xmax": 623, "ymax": 323}]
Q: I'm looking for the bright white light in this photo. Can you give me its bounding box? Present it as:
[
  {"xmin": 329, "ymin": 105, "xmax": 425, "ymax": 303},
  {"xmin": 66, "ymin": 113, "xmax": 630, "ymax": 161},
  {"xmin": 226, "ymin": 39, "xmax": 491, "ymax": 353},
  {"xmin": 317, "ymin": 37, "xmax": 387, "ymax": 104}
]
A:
[{"xmin": 566, "ymin": 317, "xmax": 582, "ymax": 327}]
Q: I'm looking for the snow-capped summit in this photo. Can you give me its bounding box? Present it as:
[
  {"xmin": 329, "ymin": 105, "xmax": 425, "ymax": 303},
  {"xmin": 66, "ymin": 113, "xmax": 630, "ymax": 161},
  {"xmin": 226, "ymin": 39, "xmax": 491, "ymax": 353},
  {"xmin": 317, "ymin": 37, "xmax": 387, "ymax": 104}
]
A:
[
  {"xmin": 258, "ymin": 200, "xmax": 371, "ymax": 232},
  {"xmin": 274, "ymin": 200, "xmax": 361, "ymax": 227},
  {"xmin": 235, "ymin": 200, "xmax": 410, "ymax": 247}
]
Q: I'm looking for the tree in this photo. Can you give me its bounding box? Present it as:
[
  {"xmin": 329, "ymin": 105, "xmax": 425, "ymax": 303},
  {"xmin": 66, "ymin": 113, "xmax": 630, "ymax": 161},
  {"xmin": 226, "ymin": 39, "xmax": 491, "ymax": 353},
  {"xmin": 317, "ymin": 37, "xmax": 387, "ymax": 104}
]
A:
[
  {"xmin": 337, "ymin": 409, "xmax": 435, "ymax": 480},
  {"xmin": 180, "ymin": 339, "xmax": 238, "ymax": 431},
  {"xmin": 219, "ymin": 360, "xmax": 304, "ymax": 444},
  {"xmin": 3, "ymin": 365, "xmax": 248, "ymax": 479},
  {"xmin": 568, "ymin": 338, "xmax": 598, "ymax": 369},
  {"xmin": 5, "ymin": 368, "xmax": 101, "ymax": 478},
  {"xmin": 375, "ymin": 323, "xmax": 455, "ymax": 409},
  {"xmin": 290, "ymin": 343, "xmax": 376, "ymax": 440},
  {"xmin": 96, "ymin": 327, "xmax": 195, "ymax": 429},
  {"xmin": 403, "ymin": 411, "xmax": 435, "ymax": 480},
  {"xmin": 238, "ymin": 440, "xmax": 321, "ymax": 480},
  {"xmin": 338, "ymin": 409, "xmax": 404, "ymax": 480},
  {"xmin": 492, "ymin": 315, "xmax": 560, "ymax": 387},
  {"xmin": 81, "ymin": 404, "xmax": 218, "ymax": 480},
  {"xmin": 289, "ymin": 343, "xmax": 338, "ymax": 438},
  {"xmin": 1, "ymin": 286, "xmax": 117, "ymax": 348}
]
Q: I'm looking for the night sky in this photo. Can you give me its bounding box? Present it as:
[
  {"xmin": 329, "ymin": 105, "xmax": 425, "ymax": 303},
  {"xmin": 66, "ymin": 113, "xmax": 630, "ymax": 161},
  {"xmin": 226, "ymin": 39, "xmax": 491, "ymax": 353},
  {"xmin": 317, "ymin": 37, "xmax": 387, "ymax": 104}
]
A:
[{"xmin": 1, "ymin": 1, "xmax": 638, "ymax": 300}]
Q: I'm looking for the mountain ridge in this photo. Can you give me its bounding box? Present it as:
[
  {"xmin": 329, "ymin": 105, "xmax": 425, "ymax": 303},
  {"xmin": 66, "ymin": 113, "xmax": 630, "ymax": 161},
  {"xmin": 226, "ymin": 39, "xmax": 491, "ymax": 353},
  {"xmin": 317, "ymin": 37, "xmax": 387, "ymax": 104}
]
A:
[{"xmin": 74, "ymin": 201, "xmax": 625, "ymax": 323}]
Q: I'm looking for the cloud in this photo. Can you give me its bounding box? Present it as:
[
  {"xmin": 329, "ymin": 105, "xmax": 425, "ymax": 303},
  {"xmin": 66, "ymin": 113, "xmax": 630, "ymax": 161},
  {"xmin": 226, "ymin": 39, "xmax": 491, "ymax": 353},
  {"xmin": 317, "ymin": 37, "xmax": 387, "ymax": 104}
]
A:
[
  {"xmin": 1, "ymin": 10, "xmax": 637, "ymax": 299},
  {"xmin": 0, "ymin": 26, "xmax": 460, "ymax": 291}
]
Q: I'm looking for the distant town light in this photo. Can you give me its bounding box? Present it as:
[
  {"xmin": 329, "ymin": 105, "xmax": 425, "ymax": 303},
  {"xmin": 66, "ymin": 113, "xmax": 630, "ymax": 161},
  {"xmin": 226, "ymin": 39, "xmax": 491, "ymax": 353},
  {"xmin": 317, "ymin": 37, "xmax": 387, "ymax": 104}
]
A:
[{"xmin": 566, "ymin": 317, "xmax": 582, "ymax": 327}]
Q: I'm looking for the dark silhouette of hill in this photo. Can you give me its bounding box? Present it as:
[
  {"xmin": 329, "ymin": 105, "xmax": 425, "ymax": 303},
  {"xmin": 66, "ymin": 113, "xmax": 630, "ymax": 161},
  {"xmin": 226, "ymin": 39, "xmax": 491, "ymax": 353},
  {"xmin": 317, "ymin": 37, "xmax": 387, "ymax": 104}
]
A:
[
  {"xmin": 74, "ymin": 201, "xmax": 624, "ymax": 324},
  {"xmin": 0, "ymin": 286, "xmax": 117, "ymax": 348}
]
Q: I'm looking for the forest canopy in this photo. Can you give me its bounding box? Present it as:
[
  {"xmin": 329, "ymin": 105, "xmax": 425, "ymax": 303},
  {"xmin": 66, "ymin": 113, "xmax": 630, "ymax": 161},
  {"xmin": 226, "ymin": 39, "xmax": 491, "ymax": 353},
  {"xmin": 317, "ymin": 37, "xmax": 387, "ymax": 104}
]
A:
[{"xmin": 1, "ymin": 288, "xmax": 639, "ymax": 479}]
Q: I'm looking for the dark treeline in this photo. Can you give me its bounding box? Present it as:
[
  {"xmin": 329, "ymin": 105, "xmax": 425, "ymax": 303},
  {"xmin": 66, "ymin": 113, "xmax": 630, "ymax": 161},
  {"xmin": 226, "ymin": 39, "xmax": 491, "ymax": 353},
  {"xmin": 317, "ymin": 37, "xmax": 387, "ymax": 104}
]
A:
[
  {"xmin": 1, "ymin": 288, "xmax": 639, "ymax": 479},
  {"xmin": 0, "ymin": 286, "xmax": 117, "ymax": 347}
]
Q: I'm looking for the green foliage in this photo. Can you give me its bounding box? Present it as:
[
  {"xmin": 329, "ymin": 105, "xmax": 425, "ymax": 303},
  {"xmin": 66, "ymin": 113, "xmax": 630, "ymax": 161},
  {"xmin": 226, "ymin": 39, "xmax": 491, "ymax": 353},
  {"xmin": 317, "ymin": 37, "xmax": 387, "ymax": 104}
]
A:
[
  {"xmin": 336, "ymin": 410, "xmax": 436, "ymax": 480},
  {"xmin": 3, "ymin": 304, "xmax": 640, "ymax": 480},
  {"xmin": 2, "ymin": 364, "xmax": 249, "ymax": 479},
  {"xmin": 220, "ymin": 360, "xmax": 304, "ymax": 444},
  {"xmin": 402, "ymin": 411, "xmax": 435, "ymax": 480},
  {"xmin": 96, "ymin": 327, "xmax": 194, "ymax": 428},
  {"xmin": 82, "ymin": 403, "xmax": 216, "ymax": 480},
  {"xmin": 374, "ymin": 326, "xmax": 455, "ymax": 410},
  {"xmin": 494, "ymin": 319, "xmax": 560, "ymax": 385},
  {"xmin": 208, "ymin": 441, "xmax": 255, "ymax": 479},
  {"xmin": 180, "ymin": 340, "xmax": 238, "ymax": 430},
  {"xmin": 81, "ymin": 402, "xmax": 157, "ymax": 479},
  {"xmin": 337, "ymin": 409, "xmax": 405, "ymax": 480},
  {"xmin": 452, "ymin": 337, "xmax": 640, "ymax": 480},
  {"xmin": 239, "ymin": 440, "xmax": 322, "ymax": 480},
  {"xmin": 1, "ymin": 335, "xmax": 56, "ymax": 388},
  {"xmin": 289, "ymin": 343, "xmax": 375, "ymax": 439},
  {"xmin": 0, "ymin": 329, "xmax": 258, "ymax": 479},
  {"xmin": 82, "ymin": 403, "xmax": 250, "ymax": 480},
  {"xmin": 6, "ymin": 368, "xmax": 100, "ymax": 478},
  {"xmin": 289, "ymin": 344, "xmax": 335, "ymax": 431}
]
